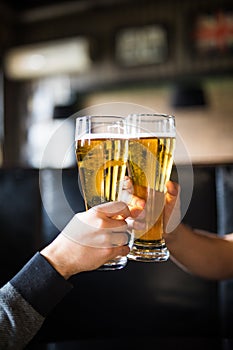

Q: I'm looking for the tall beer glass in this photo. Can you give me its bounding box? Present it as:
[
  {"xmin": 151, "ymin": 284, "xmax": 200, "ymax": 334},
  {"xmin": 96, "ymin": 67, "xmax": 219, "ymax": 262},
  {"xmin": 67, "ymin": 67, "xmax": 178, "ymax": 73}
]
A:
[
  {"xmin": 75, "ymin": 115, "xmax": 129, "ymax": 270},
  {"xmin": 126, "ymin": 113, "xmax": 176, "ymax": 262}
]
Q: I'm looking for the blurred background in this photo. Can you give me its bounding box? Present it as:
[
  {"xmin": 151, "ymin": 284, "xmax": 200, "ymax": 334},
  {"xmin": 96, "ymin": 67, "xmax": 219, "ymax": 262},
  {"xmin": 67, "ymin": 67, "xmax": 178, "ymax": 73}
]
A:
[
  {"xmin": 0, "ymin": 0, "xmax": 232, "ymax": 167},
  {"xmin": 0, "ymin": 0, "xmax": 233, "ymax": 349}
]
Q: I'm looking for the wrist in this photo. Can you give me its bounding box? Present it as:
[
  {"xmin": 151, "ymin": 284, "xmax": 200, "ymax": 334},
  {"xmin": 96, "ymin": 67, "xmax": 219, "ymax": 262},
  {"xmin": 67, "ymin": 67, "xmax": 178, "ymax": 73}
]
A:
[{"xmin": 40, "ymin": 244, "xmax": 72, "ymax": 280}]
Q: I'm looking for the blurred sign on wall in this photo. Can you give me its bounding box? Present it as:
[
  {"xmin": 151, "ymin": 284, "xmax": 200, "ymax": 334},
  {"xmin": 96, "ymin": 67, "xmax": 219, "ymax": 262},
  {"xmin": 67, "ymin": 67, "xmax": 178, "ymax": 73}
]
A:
[
  {"xmin": 115, "ymin": 24, "xmax": 168, "ymax": 67},
  {"xmin": 192, "ymin": 11, "xmax": 233, "ymax": 55}
]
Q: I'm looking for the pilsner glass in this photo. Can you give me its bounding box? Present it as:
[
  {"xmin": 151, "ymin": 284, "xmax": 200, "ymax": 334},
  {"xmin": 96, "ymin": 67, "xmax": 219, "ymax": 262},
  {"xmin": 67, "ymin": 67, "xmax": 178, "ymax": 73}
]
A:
[
  {"xmin": 126, "ymin": 113, "xmax": 176, "ymax": 262},
  {"xmin": 75, "ymin": 115, "xmax": 128, "ymax": 270}
]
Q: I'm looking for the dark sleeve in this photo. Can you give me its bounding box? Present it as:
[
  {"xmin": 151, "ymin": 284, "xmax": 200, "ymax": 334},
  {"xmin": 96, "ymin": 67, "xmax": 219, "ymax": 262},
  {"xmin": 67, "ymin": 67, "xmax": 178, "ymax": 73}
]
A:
[
  {"xmin": 0, "ymin": 282, "xmax": 44, "ymax": 350},
  {"xmin": 10, "ymin": 252, "xmax": 73, "ymax": 317}
]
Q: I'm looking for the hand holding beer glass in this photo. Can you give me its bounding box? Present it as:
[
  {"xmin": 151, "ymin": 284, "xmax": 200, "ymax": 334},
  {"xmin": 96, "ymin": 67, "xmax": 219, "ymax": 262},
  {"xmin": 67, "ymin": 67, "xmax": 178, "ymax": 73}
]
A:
[
  {"xmin": 75, "ymin": 115, "xmax": 129, "ymax": 270},
  {"xmin": 126, "ymin": 113, "xmax": 176, "ymax": 262}
]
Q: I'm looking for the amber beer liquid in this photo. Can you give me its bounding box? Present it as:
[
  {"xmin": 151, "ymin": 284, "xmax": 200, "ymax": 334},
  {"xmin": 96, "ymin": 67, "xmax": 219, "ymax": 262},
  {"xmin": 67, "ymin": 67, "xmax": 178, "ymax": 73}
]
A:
[
  {"xmin": 128, "ymin": 135, "xmax": 176, "ymax": 259},
  {"xmin": 75, "ymin": 115, "xmax": 129, "ymax": 271},
  {"xmin": 76, "ymin": 137, "xmax": 128, "ymax": 210}
]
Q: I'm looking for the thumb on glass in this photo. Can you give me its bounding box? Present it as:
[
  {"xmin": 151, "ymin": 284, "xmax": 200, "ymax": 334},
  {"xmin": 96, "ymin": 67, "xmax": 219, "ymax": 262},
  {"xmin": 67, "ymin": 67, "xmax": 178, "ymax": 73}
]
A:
[{"xmin": 164, "ymin": 181, "xmax": 181, "ymax": 233}]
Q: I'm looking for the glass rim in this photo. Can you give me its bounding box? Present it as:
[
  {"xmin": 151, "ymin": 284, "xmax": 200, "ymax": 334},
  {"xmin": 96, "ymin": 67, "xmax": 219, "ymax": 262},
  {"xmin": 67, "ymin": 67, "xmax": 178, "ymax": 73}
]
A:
[
  {"xmin": 75, "ymin": 115, "xmax": 125, "ymax": 121},
  {"xmin": 128, "ymin": 113, "xmax": 175, "ymax": 120},
  {"xmin": 75, "ymin": 115, "xmax": 127, "ymax": 141}
]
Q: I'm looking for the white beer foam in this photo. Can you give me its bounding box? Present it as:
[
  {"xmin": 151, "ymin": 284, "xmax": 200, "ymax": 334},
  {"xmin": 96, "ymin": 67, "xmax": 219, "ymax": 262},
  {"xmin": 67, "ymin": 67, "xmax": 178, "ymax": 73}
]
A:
[
  {"xmin": 75, "ymin": 132, "xmax": 175, "ymax": 140},
  {"xmin": 127, "ymin": 132, "xmax": 176, "ymax": 138},
  {"xmin": 75, "ymin": 133, "xmax": 129, "ymax": 140}
]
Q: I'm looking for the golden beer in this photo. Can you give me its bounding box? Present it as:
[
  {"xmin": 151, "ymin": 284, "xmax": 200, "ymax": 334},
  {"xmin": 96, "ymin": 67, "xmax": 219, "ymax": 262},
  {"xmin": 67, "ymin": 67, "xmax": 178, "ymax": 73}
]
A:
[
  {"xmin": 75, "ymin": 115, "xmax": 129, "ymax": 270},
  {"xmin": 127, "ymin": 135, "xmax": 176, "ymax": 260},
  {"xmin": 76, "ymin": 138, "xmax": 128, "ymax": 210}
]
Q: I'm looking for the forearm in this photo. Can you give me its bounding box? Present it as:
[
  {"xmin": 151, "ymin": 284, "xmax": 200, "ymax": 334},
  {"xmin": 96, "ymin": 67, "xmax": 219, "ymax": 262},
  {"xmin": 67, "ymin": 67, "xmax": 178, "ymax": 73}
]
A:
[
  {"xmin": 0, "ymin": 282, "xmax": 44, "ymax": 350},
  {"xmin": 0, "ymin": 253, "xmax": 73, "ymax": 349},
  {"xmin": 165, "ymin": 223, "xmax": 233, "ymax": 280}
]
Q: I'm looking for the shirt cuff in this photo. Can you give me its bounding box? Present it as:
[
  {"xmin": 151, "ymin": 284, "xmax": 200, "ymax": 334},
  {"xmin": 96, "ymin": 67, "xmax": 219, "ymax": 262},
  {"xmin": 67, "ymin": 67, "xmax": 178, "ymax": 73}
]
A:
[{"xmin": 10, "ymin": 252, "xmax": 73, "ymax": 317}]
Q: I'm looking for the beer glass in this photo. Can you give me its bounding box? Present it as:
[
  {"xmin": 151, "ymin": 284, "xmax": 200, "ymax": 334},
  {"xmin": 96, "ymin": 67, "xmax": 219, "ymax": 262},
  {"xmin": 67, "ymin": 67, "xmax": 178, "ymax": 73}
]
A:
[
  {"xmin": 75, "ymin": 115, "xmax": 129, "ymax": 270},
  {"xmin": 126, "ymin": 113, "xmax": 176, "ymax": 262}
]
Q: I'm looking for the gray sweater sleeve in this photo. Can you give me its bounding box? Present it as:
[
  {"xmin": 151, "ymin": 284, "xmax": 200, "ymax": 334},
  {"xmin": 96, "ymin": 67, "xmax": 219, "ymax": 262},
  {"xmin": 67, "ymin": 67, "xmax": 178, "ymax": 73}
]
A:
[
  {"xmin": 0, "ymin": 282, "xmax": 44, "ymax": 350},
  {"xmin": 0, "ymin": 252, "xmax": 73, "ymax": 350}
]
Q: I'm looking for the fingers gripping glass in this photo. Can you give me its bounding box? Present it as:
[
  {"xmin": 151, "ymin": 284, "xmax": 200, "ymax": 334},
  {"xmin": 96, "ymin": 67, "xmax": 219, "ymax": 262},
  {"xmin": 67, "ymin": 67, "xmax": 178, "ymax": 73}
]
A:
[{"xmin": 75, "ymin": 115, "xmax": 129, "ymax": 270}]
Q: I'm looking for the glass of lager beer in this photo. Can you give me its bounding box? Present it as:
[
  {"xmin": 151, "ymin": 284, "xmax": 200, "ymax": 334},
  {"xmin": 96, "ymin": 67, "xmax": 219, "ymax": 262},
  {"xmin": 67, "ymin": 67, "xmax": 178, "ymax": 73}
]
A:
[
  {"xmin": 75, "ymin": 115, "xmax": 129, "ymax": 270},
  {"xmin": 126, "ymin": 113, "xmax": 176, "ymax": 262}
]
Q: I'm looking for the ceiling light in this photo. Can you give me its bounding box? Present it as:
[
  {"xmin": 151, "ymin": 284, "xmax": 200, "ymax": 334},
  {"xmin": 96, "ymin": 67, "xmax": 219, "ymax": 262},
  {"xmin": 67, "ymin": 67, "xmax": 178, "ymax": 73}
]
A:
[{"xmin": 4, "ymin": 37, "xmax": 92, "ymax": 80}]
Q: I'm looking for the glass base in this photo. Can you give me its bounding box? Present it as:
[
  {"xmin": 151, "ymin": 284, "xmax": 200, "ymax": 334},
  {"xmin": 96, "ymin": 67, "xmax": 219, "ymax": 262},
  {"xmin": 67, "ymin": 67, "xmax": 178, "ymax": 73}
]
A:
[
  {"xmin": 127, "ymin": 239, "xmax": 170, "ymax": 262},
  {"xmin": 98, "ymin": 256, "xmax": 128, "ymax": 271}
]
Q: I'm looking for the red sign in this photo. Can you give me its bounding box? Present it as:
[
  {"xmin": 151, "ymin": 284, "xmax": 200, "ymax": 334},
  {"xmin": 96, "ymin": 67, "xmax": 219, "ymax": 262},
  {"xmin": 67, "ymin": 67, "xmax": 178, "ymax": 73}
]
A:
[{"xmin": 193, "ymin": 11, "xmax": 233, "ymax": 53}]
